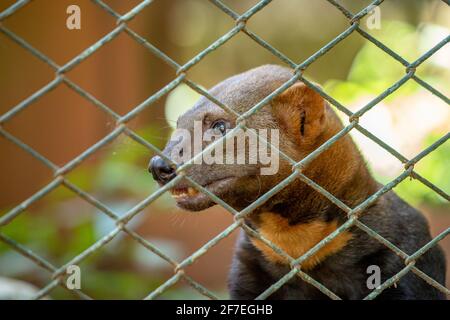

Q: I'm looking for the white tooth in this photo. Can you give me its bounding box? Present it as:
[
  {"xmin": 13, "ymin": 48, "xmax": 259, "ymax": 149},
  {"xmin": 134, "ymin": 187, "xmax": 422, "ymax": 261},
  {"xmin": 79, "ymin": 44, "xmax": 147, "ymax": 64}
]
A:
[{"xmin": 172, "ymin": 190, "xmax": 181, "ymax": 197}]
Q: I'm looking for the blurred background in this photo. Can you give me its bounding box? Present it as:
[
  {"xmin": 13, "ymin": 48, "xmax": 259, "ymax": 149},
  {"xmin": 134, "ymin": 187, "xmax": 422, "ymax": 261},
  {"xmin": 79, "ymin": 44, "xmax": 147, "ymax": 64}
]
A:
[{"xmin": 0, "ymin": 0, "xmax": 448, "ymax": 299}]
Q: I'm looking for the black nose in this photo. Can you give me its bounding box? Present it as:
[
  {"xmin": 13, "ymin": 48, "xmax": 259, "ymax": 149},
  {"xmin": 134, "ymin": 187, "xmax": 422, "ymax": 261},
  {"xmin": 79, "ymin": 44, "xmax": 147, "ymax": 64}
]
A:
[{"xmin": 149, "ymin": 156, "xmax": 176, "ymax": 184}]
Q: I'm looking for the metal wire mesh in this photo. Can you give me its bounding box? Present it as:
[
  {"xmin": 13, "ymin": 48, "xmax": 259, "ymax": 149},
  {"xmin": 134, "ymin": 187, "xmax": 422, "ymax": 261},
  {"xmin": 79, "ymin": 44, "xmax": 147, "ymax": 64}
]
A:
[{"xmin": 0, "ymin": 0, "xmax": 449, "ymax": 300}]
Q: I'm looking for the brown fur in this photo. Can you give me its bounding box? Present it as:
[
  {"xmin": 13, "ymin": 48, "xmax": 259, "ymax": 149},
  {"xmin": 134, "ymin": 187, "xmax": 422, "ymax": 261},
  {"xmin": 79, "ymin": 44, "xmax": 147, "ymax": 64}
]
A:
[{"xmin": 151, "ymin": 65, "xmax": 446, "ymax": 299}]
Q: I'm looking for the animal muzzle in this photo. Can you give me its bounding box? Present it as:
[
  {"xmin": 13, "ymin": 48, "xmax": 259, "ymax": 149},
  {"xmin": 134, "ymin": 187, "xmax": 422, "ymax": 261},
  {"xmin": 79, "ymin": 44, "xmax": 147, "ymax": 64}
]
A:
[{"xmin": 149, "ymin": 156, "xmax": 176, "ymax": 184}]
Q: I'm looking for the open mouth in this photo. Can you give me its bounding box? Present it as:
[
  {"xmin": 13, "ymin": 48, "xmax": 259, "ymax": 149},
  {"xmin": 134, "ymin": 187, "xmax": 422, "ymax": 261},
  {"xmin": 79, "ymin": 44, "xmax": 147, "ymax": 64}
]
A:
[
  {"xmin": 170, "ymin": 177, "xmax": 234, "ymax": 201},
  {"xmin": 171, "ymin": 187, "xmax": 199, "ymax": 198}
]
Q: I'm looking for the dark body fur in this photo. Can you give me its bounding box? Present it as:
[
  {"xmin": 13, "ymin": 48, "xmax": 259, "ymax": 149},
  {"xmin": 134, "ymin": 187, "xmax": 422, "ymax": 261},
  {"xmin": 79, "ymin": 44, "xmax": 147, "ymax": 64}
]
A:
[
  {"xmin": 230, "ymin": 191, "xmax": 446, "ymax": 300},
  {"xmin": 150, "ymin": 65, "xmax": 447, "ymax": 300}
]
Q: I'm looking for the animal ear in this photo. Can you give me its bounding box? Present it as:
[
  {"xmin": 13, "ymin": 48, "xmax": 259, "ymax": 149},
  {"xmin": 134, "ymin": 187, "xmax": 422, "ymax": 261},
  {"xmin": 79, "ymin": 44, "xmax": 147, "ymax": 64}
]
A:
[{"xmin": 272, "ymin": 82, "xmax": 326, "ymax": 145}]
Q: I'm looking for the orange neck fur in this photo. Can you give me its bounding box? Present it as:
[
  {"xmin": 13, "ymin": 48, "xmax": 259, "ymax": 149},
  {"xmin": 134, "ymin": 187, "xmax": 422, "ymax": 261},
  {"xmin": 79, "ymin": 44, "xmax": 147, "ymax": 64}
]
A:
[{"xmin": 250, "ymin": 212, "xmax": 352, "ymax": 270}]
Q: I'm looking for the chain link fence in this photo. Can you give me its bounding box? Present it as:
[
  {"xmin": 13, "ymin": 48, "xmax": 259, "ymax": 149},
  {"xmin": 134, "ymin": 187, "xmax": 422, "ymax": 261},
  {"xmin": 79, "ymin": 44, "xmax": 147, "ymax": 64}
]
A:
[{"xmin": 0, "ymin": 0, "xmax": 449, "ymax": 300}]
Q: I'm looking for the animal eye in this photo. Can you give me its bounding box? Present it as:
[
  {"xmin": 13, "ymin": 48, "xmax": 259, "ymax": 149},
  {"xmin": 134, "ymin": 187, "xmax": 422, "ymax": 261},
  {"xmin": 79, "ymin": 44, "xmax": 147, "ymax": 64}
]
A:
[{"xmin": 212, "ymin": 120, "xmax": 227, "ymax": 135}]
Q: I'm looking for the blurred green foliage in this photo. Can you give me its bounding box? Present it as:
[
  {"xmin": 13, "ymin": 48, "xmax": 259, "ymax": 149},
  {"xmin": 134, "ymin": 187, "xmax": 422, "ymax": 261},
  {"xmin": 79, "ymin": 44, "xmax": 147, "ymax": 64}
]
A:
[
  {"xmin": 395, "ymin": 134, "xmax": 450, "ymax": 207},
  {"xmin": 325, "ymin": 20, "xmax": 449, "ymax": 207},
  {"xmin": 0, "ymin": 126, "xmax": 178, "ymax": 299}
]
